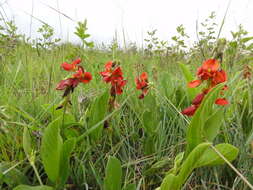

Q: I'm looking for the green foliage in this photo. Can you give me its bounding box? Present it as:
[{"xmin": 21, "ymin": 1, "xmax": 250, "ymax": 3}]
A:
[
  {"xmin": 41, "ymin": 119, "xmax": 63, "ymax": 183},
  {"xmin": 36, "ymin": 23, "xmax": 60, "ymax": 49},
  {"xmin": 74, "ymin": 19, "xmax": 94, "ymax": 48},
  {"xmin": 0, "ymin": 12, "xmax": 252, "ymax": 190},
  {"xmin": 104, "ymin": 156, "xmax": 122, "ymax": 190},
  {"xmin": 41, "ymin": 118, "xmax": 76, "ymax": 188},
  {"xmin": 0, "ymin": 162, "xmax": 28, "ymax": 188},
  {"xmin": 87, "ymin": 91, "xmax": 109, "ymax": 141},
  {"xmin": 0, "ymin": 20, "xmax": 21, "ymax": 58},
  {"xmin": 14, "ymin": 185, "xmax": 54, "ymax": 190}
]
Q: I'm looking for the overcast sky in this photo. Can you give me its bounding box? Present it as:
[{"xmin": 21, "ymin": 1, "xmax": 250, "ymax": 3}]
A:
[{"xmin": 1, "ymin": 0, "xmax": 253, "ymax": 46}]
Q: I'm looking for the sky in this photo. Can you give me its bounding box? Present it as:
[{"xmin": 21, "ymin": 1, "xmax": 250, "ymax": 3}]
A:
[{"xmin": 1, "ymin": 0, "xmax": 253, "ymax": 46}]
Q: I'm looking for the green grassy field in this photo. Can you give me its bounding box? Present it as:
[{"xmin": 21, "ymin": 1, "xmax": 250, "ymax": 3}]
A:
[{"xmin": 0, "ymin": 14, "xmax": 253, "ymax": 190}]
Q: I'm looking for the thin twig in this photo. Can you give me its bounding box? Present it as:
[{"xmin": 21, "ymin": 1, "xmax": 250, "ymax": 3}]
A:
[{"xmin": 210, "ymin": 144, "xmax": 253, "ymax": 190}]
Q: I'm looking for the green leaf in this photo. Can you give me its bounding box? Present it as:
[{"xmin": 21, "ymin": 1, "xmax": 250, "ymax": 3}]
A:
[
  {"xmin": 59, "ymin": 138, "xmax": 76, "ymax": 187},
  {"xmin": 143, "ymin": 110, "xmax": 157, "ymax": 134},
  {"xmin": 88, "ymin": 91, "xmax": 109, "ymax": 141},
  {"xmin": 14, "ymin": 185, "xmax": 54, "ymax": 190},
  {"xmin": 241, "ymin": 36, "xmax": 253, "ymax": 43},
  {"xmin": 41, "ymin": 118, "xmax": 63, "ymax": 183},
  {"xmin": 177, "ymin": 143, "xmax": 211, "ymax": 188},
  {"xmin": 204, "ymin": 109, "xmax": 223, "ymax": 141},
  {"xmin": 23, "ymin": 127, "xmax": 32, "ymax": 157},
  {"xmin": 185, "ymin": 84, "xmax": 224, "ymax": 157},
  {"xmin": 142, "ymin": 94, "xmax": 159, "ymax": 134},
  {"xmin": 246, "ymin": 43, "xmax": 253, "ymax": 50},
  {"xmin": 160, "ymin": 174, "xmax": 180, "ymax": 190},
  {"xmin": 196, "ymin": 143, "xmax": 239, "ymax": 167},
  {"xmin": 104, "ymin": 156, "xmax": 122, "ymax": 190}
]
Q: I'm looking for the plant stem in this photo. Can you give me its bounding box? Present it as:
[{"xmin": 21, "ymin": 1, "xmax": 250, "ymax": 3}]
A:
[
  {"xmin": 210, "ymin": 144, "xmax": 253, "ymax": 190},
  {"xmin": 31, "ymin": 163, "xmax": 43, "ymax": 186}
]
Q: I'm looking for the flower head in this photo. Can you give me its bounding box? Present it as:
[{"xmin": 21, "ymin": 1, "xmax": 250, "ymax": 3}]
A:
[
  {"xmin": 135, "ymin": 72, "xmax": 149, "ymax": 99},
  {"xmin": 56, "ymin": 58, "xmax": 92, "ymax": 97},
  {"xmin": 182, "ymin": 58, "xmax": 229, "ymax": 117},
  {"xmin": 100, "ymin": 61, "xmax": 127, "ymax": 96}
]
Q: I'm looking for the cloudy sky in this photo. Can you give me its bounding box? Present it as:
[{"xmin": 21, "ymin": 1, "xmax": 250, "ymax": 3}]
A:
[{"xmin": 1, "ymin": 0, "xmax": 253, "ymax": 46}]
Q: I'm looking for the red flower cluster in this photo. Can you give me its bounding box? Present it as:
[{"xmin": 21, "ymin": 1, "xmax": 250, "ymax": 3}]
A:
[
  {"xmin": 100, "ymin": 61, "xmax": 127, "ymax": 96},
  {"xmin": 135, "ymin": 72, "xmax": 149, "ymax": 99},
  {"xmin": 182, "ymin": 59, "xmax": 229, "ymax": 116},
  {"xmin": 56, "ymin": 58, "xmax": 92, "ymax": 95}
]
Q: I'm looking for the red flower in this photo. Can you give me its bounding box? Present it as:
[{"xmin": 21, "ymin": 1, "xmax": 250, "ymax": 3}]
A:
[
  {"xmin": 201, "ymin": 59, "xmax": 219, "ymax": 72},
  {"xmin": 56, "ymin": 65, "xmax": 92, "ymax": 93},
  {"xmin": 61, "ymin": 58, "xmax": 81, "ymax": 71},
  {"xmin": 73, "ymin": 66, "xmax": 92, "ymax": 84},
  {"xmin": 135, "ymin": 72, "xmax": 149, "ymax": 99},
  {"xmin": 183, "ymin": 59, "xmax": 229, "ymax": 117},
  {"xmin": 110, "ymin": 79, "xmax": 127, "ymax": 95},
  {"xmin": 100, "ymin": 61, "xmax": 127, "ymax": 96}
]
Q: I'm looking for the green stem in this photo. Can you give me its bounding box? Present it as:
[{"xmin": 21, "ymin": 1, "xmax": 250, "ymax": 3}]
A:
[
  {"xmin": 210, "ymin": 144, "xmax": 253, "ymax": 190},
  {"xmin": 31, "ymin": 163, "xmax": 43, "ymax": 186}
]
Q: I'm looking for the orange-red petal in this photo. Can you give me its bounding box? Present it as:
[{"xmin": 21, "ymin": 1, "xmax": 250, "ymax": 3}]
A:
[
  {"xmin": 215, "ymin": 98, "xmax": 229, "ymax": 106},
  {"xmin": 61, "ymin": 62, "xmax": 75, "ymax": 71},
  {"xmin": 105, "ymin": 61, "xmax": 113, "ymax": 70},
  {"xmin": 188, "ymin": 80, "xmax": 202, "ymax": 88},
  {"xmin": 202, "ymin": 59, "xmax": 219, "ymax": 72},
  {"xmin": 80, "ymin": 72, "xmax": 92, "ymax": 83},
  {"xmin": 140, "ymin": 72, "xmax": 148, "ymax": 81},
  {"xmin": 72, "ymin": 58, "xmax": 81, "ymax": 65}
]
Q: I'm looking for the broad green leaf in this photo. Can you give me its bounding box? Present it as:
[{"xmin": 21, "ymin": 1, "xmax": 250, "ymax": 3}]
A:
[
  {"xmin": 204, "ymin": 109, "xmax": 223, "ymax": 141},
  {"xmin": 143, "ymin": 111, "xmax": 157, "ymax": 134},
  {"xmin": 177, "ymin": 143, "xmax": 211, "ymax": 188},
  {"xmin": 185, "ymin": 84, "xmax": 224, "ymax": 157},
  {"xmin": 14, "ymin": 185, "xmax": 54, "ymax": 190},
  {"xmin": 142, "ymin": 94, "xmax": 159, "ymax": 134},
  {"xmin": 23, "ymin": 127, "xmax": 32, "ymax": 157},
  {"xmin": 104, "ymin": 156, "xmax": 122, "ymax": 190},
  {"xmin": 196, "ymin": 143, "xmax": 239, "ymax": 167},
  {"xmin": 160, "ymin": 174, "xmax": 180, "ymax": 190},
  {"xmin": 88, "ymin": 91, "xmax": 109, "ymax": 141},
  {"xmin": 41, "ymin": 118, "xmax": 63, "ymax": 183},
  {"xmin": 59, "ymin": 138, "xmax": 76, "ymax": 187}
]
